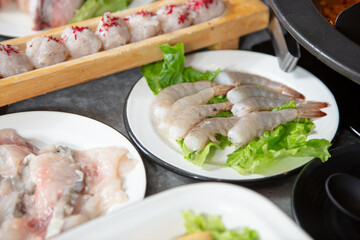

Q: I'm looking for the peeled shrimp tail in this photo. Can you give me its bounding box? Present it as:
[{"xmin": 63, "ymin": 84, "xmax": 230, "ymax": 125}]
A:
[
  {"xmin": 171, "ymin": 84, "xmax": 233, "ymax": 110},
  {"xmin": 184, "ymin": 117, "xmax": 239, "ymax": 151},
  {"xmin": 280, "ymin": 86, "xmax": 305, "ymax": 100},
  {"xmin": 215, "ymin": 71, "xmax": 305, "ymax": 100},
  {"xmin": 227, "ymin": 85, "xmax": 290, "ymax": 104},
  {"xmin": 297, "ymin": 108, "xmax": 327, "ymax": 118},
  {"xmin": 169, "ymin": 101, "xmax": 233, "ymax": 140},
  {"xmin": 296, "ymin": 101, "xmax": 329, "ymax": 109},
  {"xmin": 153, "ymin": 81, "xmax": 213, "ymax": 120}
]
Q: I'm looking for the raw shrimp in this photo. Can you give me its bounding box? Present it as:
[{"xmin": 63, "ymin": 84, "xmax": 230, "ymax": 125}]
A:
[
  {"xmin": 26, "ymin": 36, "xmax": 67, "ymax": 68},
  {"xmin": 153, "ymin": 81, "xmax": 213, "ymax": 120},
  {"xmin": 95, "ymin": 12, "xmax": 130, "ymax": 50},
  {"xmin": 228, "ymin": 109, "xmax": 327, "ymax": 146},
  {"xmin": 215, "ymin": 71, "xmax": 305, "ymax": 99},
  {"xmin": 184, "ymin": 117, "xmax": 239, "ymax": 151},
  {"xmin": 172, "ymin": 84, "xmax": 233, "ymax": 110},
  {"xmin": 0, "ymin": 44, "xmax": 33, "ymax": 78},
  {"xmin": 169, "ymin": 101, "xmax": 233, "ymax": 140},
  {"xmin": 232, "ymin": 98, "xmax": 329, "ymax": 117},
  {"xmin": 124, "ymin": 10, "xmax": 161, "ymax": 43},
  {"xmin": 187, "ymin": 0, "xmax": 226, "ymax": 24},
  {"xmin": 61, "ymin": 26, "xmax": 102, "ymax": 58},
  {"xmin": 156, "ymin": 4, "xmax": 193, "ymax": 33},
  {"xmin": 227, "ymin": 85, "xmax": 291, "ymax": 104}
]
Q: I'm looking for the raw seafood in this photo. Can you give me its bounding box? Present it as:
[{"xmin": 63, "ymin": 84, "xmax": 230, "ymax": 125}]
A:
[
  {"xmin": 73, "ymin": 147, "xmax": 135, "ymax": 218},
  {"xmin": 169, "ymin": 101, "xmax": 233, "ymax": 140},
  {"xmin": 172, "ymin": 85, "xmax": 233, "ymax": 111},
  {"xmin": 0, "ymin": 145, "xmax": 32, "ymax": 178},
  {"xmin": 157, "ymin": 4, "xmax": 193, "ymax": 34},
  {"xmin": 153, "ymin": 81, "xmax": 214, "ymax": 120},
  {"xmin": 61, "ymin": 26, "xmax": 102, "ymax": 58},
  {"xmin": 26, "ymin": 36, "xmax": 67, "ymax": 68},
  {"xmin": 0, "ymin": 129, "xmax": 136, "ymax": 239},
  {"xmin": 124, "ymin": 10, "xmax": 161, "ymax": 43},
  {"xmin": 232, "ymin": 98, "xmax": 329, "ymax": 117},
  {"xmin": 0, "ymin": 44, "xmax": 33, "ymax": 78},
  {"xmin": 187, "ymin": 0, "xmax": 226, "ymax": 24},
  {"xmin": 184, "ymin": 117, "xmax": 239, "ymax": 151},
  {"xmin": 95, "ymin": 12, "xmax": 130, "ymax": 50},
  {"xmin": 214, "ymin": 70, "xmax": 305, "ymax": 99},
  {"xmin": 228, "ymin": 108, "xmax": 327, "ymax": 146},
  {"xmin": 0, "ymin": 129, "xmax": 36, "ymax": 152},
  {"xmin": 227, "ymin": 85, "xmax": 291, "ymax": 104},
  {"xmin": 1, "ymin": 0, "xmax": 228, "ymax": 79},
  {"xmin": 29, "ymin": 0, "xmax": 84, "ymax": 30}
]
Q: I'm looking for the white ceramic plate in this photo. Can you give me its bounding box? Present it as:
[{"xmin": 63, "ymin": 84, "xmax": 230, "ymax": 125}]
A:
[
  {"xmin": 125, "ymin": 50, "xmax": 339, "ymax": 181},
  {"xmin": 55, "ymin": 182, "xmax": 311, "ymax": 240},
  {"xmin": 0, "ymin": 0, "xmax": 154, "ymax": 37},
  {"xmin": 0, "ymin": 111, "xmax": 146, "ymax": 211}
]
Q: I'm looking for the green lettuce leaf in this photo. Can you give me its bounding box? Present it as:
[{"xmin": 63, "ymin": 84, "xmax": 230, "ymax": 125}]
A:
[
  {"xmin": 177, "ymin": 135, "xmax": 231, "ymax": 166},
  {"xmin": 141, "ymin": 43, "xmax": 221, "ymax": 95},
  {"xmin": 182, "ymin": 211, "xmax": 259, "ymax": 240},
  {"xmin": 207, "ymin": 95, "xmax": 228, "ymax": 104},
  {"xmin": 69, "ymin": 0, "xmax": 131, "ymax": 23},
  {"xmin": 207, "ymin": 95, "xmax": 233, "ymax": 118},
  {"xmin": 272, "ymin": 100, "xmax": 297, "ymax": 111},
  {"xmin": 225, "ymin": 118, "xmax": 331, "ymax": 174}
]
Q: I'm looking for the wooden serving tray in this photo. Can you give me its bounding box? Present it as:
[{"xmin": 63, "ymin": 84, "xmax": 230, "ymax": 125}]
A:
[{"xmin": 0, "ymin": 0, "xmax": 269, "ymax": 107}]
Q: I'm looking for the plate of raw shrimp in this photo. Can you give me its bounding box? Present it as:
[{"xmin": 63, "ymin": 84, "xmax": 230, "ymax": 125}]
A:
[{"xmin": 125, "ymin": 50, "xmax": 339, "ymax": 181}]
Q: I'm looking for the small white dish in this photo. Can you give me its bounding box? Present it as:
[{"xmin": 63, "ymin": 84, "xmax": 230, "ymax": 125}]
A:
[
  {"xmin": 0, "ymin": 0, "xmax": 154, "ymax": 37},
  {"xmin": 55, "ymin": 182, "xmax": 311, "ymax": 240},
  {"xmin": 125, "ymin": 50, "xmax": 339, "ymax": 181},
  {"xmin": 0, "ymin": 111, "xmax": 146, "ymax": 211}
]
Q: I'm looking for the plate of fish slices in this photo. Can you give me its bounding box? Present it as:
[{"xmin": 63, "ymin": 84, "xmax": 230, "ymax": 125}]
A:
[
  {"xmin": 0, "ymin": 111, "xmax": 146, "ymax": 239},
  {"xmin": 125, "ymin": 50, "xmax": 339, "ymax": 181}
]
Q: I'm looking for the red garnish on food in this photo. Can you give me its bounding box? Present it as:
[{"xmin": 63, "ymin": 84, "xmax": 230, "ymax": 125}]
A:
[
  {"xmin": 0, "ymin": 44, "xmax": 20, "ymax": 56},
  {"xmin": 101, "ymin": 13, "xmax": 119, "ymax": 31},
  {"xmin": 178, "ymin": 12, "xmax": 189, "ymax": 24},
  {"xmin": 135, "ymin": 10, "xmax": 156, "ymax": 16},
  {"xmin": 123, "ymin": 17, "xmax": 129, "ymax": 21},
  {"xmin": 188, "ymin": 0, "xmax": 214, "ymax": 10},
  {"xmin": 71, "ymin": 26, "xmax": 87, "ymax": 32},
  {"xmin": 165, "ymin": 5, "xmax": 177, "ymax": 14},
  {"xmin": 71, "ymin": 26, "xmax": 88, "ymax": 39},
  {"xmin": 47, "ymin": 36, "xmax": 61, "ymax": 43}
]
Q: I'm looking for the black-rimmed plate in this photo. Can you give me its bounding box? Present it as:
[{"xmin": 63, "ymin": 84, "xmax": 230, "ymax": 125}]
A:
[
  {"xmin": 124, "ymin": 50, "xmax": 339, "ymax": 182},
  {"xmin": 292, "ymin": 143, "xmax": 360, "ymax": 239}
]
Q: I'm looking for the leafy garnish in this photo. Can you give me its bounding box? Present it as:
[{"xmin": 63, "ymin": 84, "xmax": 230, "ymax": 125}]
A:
[
  {"xmin": 225, "ymin": 118, "xmax": 331, "ymax": 174},
  {"xmin": 69, "ymin": 0, "xmax": 131, "ymax": 23},
  {"xmin": 272, "ymin": 100, "xmax": 297, "ymax": 111},
  {"xmin": 141, "ymin": 43, "xmax": 221, "ymax": 95},
  {"xmin": 207, "ymin": 95, "xmax": 228, "ymax": 104},
  {"xmin": 177, "ymin": 135, "xmax": 231, "ymax": 166},
  {"xmin": 182, "ymin": 211, "xmax": 259, "ymax": 240}
]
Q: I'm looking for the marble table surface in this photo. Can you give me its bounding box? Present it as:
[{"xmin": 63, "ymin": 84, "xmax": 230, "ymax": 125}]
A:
[{"xmin": 1, "ymin": 31, "xmax": 359, "ymax": 220}]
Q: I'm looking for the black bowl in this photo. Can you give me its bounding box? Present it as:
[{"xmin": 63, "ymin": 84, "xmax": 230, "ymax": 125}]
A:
[
  {"xmin": 292, "ymin": 143, "xmax": 360, "ymax": 239},
  {"xmin": 268, "ymin": 0, "xmax": 360, "ymax": 85}
]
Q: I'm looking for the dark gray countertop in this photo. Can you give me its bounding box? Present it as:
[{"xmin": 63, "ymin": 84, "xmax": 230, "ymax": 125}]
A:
[{"xmin": 1, "ymin": 31, "xmax": 359, "ymax": 220}]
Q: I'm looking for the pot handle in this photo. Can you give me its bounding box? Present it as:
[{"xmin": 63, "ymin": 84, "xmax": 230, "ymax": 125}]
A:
[{"xmin": 268, "ymin": 13, "xmax": 301, "ymax": 72}]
